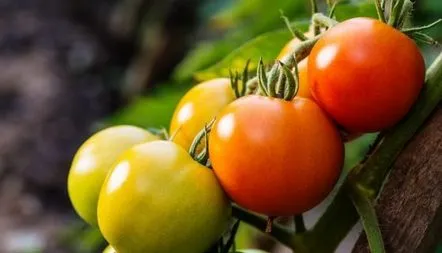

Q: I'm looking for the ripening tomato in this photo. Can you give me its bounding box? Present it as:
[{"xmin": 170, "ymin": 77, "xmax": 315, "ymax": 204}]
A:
[
  {"xmin": 97, "ymin": 140, "xmax": 231, "ymax": 253},
  {"xmin": 209, "ymin": 95, "xmax": 344, "ymax": 216},
  {"xmin": 277, "ymin": 30, "xmax": 314, "ymax": 99},
  {"xmin": 68, "ymin": 126, "xmax": 158, "ymax": 226},
  {"xmin": 308, "ymin": 17, "xmax": 425, "ymax": 133},
  {"xmin": 170, "ymin": 78, "xmax": 235, "ymax": 151}
]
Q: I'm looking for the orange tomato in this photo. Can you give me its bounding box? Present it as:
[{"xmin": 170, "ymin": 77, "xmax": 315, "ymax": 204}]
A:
[
  {"xmin": 170, "ymin": 78, "xmax": 234, "ymax": 151},
  {"xmin": 209, "ymin": 95, "xmax": 344, "ymax": 216},
  {"xmin": 308, "ymin": 18, "xmax": 425, "ymax": 133}
]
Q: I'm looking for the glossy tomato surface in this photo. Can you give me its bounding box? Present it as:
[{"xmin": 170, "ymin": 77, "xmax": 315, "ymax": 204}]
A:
[
  {"xmin": 308, "ymin": 17, "xmax": 425, "ymax": 133},
  {"xmin": 209, "ymin": 95, "xmax": 344, "ymax": 216},
  {"xmin": 170, "ymin": 78, "xmax": 234, "ymax": 151},
  {"xmin": 68, "ymin": 125, "xmax": 158, "ymax": 225},
  {"xmin": 97, "ymin": 140, "xmax": 231, "ymax": 253}
]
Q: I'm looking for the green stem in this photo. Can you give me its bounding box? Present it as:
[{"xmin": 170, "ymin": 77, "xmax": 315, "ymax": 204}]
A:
[
  {"xmin": 374, "ymin": 0, "xmax": 386, "ymax": 23},
  {"xmin": 348, "ymin": 184, "xmax": 386, "ymax": 253},
  {"xmin": 388, "ymin": 0, "xmax": 405, "ymax": 27},
  {"xmin": 232, "ymin": 205, "xmax": 297, "ymax": 248},
  {"xmin": 312, "ymin": 13, "xmax": 338, "ymax": 29},
  {"xmin": 309, "ymin": 0, "xmax": 320, "ymax": 35},
  {"xmin": 402, "ymin": 19, "xmax": 442, "ymax": 33},
  {"xmin": 281, "ymin": 11, "xmax": 307, "ymax": 41}
]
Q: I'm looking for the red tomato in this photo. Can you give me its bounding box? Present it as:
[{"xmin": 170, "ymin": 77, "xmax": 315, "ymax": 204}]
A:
[
  {"xmin": 308, "ymin": 17, "xmax": 425, "ymax": 133},
  {"xmin": 209, "ymin": 95, "xmax": 344, "ymax": 216}
]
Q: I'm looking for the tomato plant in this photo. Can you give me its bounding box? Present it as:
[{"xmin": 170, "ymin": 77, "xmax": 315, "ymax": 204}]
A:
[
  {"xmin": 97, "ymin": 140, "xmax": 231, "ymax": 253},
  {"xmin": 209, "ymin": 95, "xmax": 344, "ymax": 216},
  {"xmin": 170, "ymin": 78, "xmax": 235, "ymax": 151},
  {"xmin": 308, "ymin": 17, "xmax": 425, "ymax": 133},
  {"xmin": 68, "ymin": 125, "xmax": 158, "ymax": 225}
]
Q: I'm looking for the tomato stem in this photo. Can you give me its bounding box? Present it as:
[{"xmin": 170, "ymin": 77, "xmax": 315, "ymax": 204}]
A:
[
  {"xmin": 388, "ymin": 0, "xmax": 405, "ymax": 28},
  {"xmin": 402, "ymin": 19, "xmax": 442, "ymax": 34},
  {"xmin": 280, "ymin": 10, "xmax": 307, "ymax": 41},
  {"xmin": 348, "ymin": 183, "xmax": 386, "ymax": 253},
  {"xmin": 312, "ymin": 13, "xmax": 338, "ymax": 29},
  {"xmin": 310, "ymin": 0, "xmax": 320, "ymax": 35},
  {"xmin": 374, "ymin": 0, "xmax": 386, "ymax": 23}
]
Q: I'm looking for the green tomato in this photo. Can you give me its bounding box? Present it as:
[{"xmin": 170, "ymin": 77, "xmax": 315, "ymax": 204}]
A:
[
  {"xmin": 97, "ymin": 140, "xmax": 231, "ymax": 253},
  {"xmin": 103, "ymin": 245, "xmax": 116, "ymax": 253},
  {"xmin": 68, "ymin": 125, "xmax": 158, "ymax": 225}
]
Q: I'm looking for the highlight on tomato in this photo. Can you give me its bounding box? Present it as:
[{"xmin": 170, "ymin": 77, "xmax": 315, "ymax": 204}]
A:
[
  {"xmin": 170, "ymin": 78, "xmax": 235, "ymax": 151},
  {"xmin": 97, "ymin": 140, "xmax": 231, "ymax": 253},
  {"xmin": 67, "ymin": 125, "xmax": 158, "ymax": 226},
  {"xmin": 308, "ymin": 17, "xmax": 425, "ymax": 133}
]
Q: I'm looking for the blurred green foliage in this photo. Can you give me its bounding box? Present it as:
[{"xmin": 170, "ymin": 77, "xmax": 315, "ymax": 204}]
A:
[{"xmin": 173, "ymin": 0, "xmax": 308, "ymax": 80}]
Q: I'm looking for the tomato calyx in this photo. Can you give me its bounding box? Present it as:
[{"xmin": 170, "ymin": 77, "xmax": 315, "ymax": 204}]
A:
[
  {"xmin": 373, "ymin": 0, "xmax": 441, "ymax": 45},
  {"xmin": 257, "ymin": 58, "xmax": 299, "ymax": 101},
  {"xmin": 229, "ymin": 59, "xmax": 251, "ymax": 99},
  {"xmin": 189, "ymin": 120, "xmax": 214, "ymax": 166}
]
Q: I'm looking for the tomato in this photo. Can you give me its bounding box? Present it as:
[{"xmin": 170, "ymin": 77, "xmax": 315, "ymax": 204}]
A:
[
  {"xmin": 103, "ymin": 245, "xmax": 116, "ymax": 253},
  {"xmin": 97, "ymin": 140, "xmax": 231, "ymax": 253},
  {"xmin": 308, "ymin": 17, "xmax": 425, "ymax": 133},
  {"xmin": 209, "ymin": 95, "xmax": 344, "ymax": 216},
  {"xmin": 170, "ymin": 78, "xmax": 235, "ymax": 151},
  {"xmin": 277, "ymin": 31, "xmax": 314, "ymax": 99},
  {"xmin": 68, "ymin": 125, "xmax": 158, "ymax": 226}
]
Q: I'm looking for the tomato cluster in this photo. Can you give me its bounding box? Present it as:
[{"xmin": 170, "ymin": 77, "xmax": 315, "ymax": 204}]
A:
[{"xmin": 67, "ymin": 17, "xmax": 424, "ymax": 253}]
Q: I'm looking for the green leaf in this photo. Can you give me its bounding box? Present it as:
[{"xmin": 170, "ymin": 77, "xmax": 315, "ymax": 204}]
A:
[
  {"xmin": 105, "ymin": 82, "xmax": 192, "ymax": 129},
  {"xmin": 348, "ymin": 185, "xmax": 386, "ymax": 253},
  {"xmin": 172, "ymin": 0, "xmax": 307, "ymax": 81},
  {"xmin": 194, "ymin": 21, "xmax": 309, "ymax": 81},
  {"xmin": 334, "ymin": 1, "xmax": 378, "ymax": 21}
]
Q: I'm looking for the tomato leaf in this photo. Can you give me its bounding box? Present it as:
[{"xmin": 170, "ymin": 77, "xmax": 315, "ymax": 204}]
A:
[
  {"xmin": 348, "ymin": 184, "xmax": 386, "ymax": 253},
  {"xmin": 172, "ymin": 0, "xmax": 307, "ymax": 81},
  {"xmin": 334, "ymin": 1, "xmax": 378, "ymax": 21},
  {"xmin": 105, "ymin": 82, "xmax": 191, "ymax": 129},
  {"xmin": 194, "ymin": 21, "xmax": 309, "ymax": 81}
]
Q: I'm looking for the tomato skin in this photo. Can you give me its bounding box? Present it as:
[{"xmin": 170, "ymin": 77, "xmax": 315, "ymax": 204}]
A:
[
  {"xmin": 97, "ymin": 140, "xmax": 231, "ymax": 253},
  {"xmin": 209, "ymin": 95, "xmax": 344, "ymax": 216},
  {"xmin": 308, "ymin": 17, "xmax": 425, "ymax": 133},
  {"xmin": 68, "ymin": 125, "xmax": 158, "ymax": 226},
  {"xmin": 170, "ymin": 78, "xmax": 235, "ymax": 151}
]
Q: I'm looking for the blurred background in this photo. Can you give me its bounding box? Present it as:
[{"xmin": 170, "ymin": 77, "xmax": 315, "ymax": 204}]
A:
[{"xmin": 0, "ymin": 0, "xmax": 440, "ymax": 252}]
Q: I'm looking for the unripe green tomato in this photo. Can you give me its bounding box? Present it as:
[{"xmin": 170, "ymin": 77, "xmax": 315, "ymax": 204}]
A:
[
  {"xmin": 97, "ymin": 140, "xmax": 231, "ymax": 253},
  {"xmin": 170, "ymin": 78, "xmax": 234, "ymax": 151},
  {"xmin": 68, "ymin": 125, "xmax": 158, "ymax": 225},
  {"xmin": 103, "ymin": 245, "xmax": 116, "ymax": 253}
]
